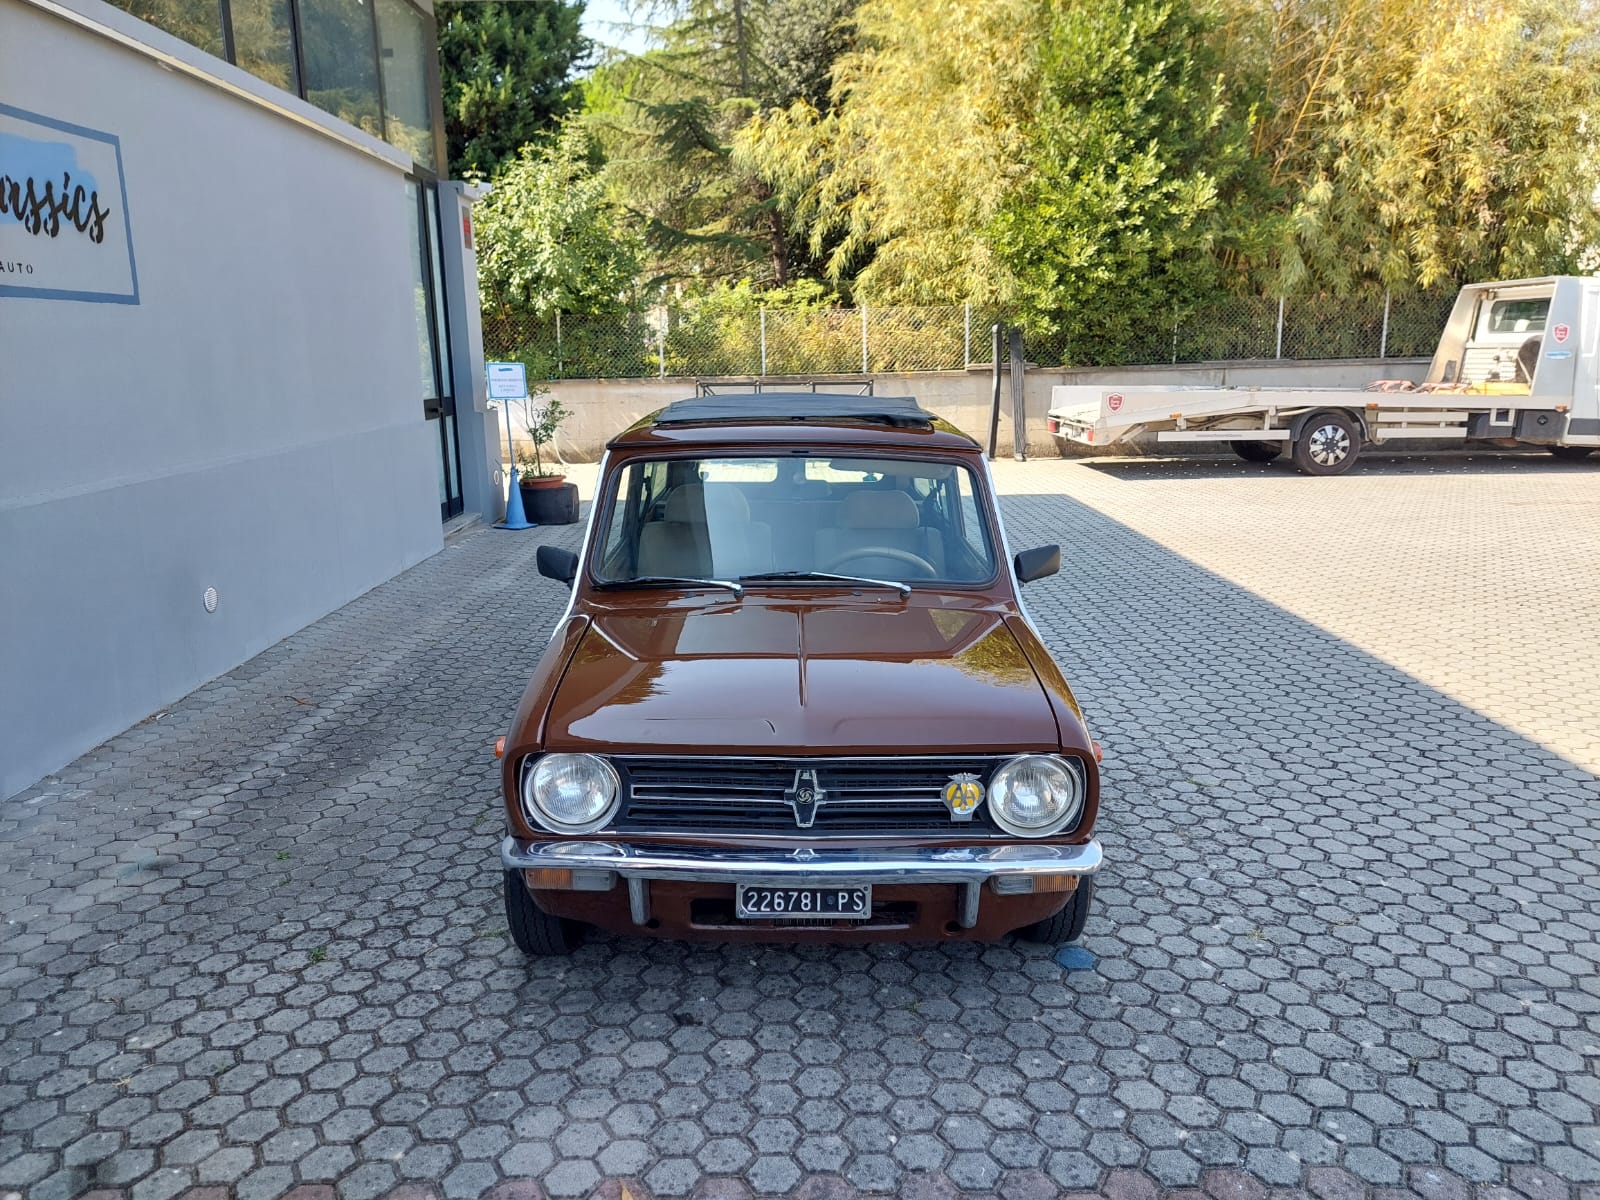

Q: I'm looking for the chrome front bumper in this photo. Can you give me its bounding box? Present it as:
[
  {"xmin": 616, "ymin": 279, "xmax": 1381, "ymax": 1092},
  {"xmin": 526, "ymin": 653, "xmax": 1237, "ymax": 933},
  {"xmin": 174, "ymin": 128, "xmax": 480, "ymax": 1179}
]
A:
[{"xmin": 501, "ymin": 837, "xmax": 1103, "ymax": 928}]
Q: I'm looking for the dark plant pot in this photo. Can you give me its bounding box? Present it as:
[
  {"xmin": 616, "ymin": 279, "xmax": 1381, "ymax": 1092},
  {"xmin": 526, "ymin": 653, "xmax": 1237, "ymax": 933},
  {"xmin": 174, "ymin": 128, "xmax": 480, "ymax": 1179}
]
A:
[
  {"xmin": 520, "ymin": 481, "xmax": 579, "ymax": 524},
  {"xmin": 523, "ymin": 474, "xmax": 566, "ymax": 489}
]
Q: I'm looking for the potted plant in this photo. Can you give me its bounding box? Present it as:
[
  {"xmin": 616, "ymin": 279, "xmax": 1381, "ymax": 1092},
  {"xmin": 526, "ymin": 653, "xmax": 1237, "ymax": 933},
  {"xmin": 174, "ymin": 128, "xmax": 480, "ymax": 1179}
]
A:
[
  {"xmin": 517, "ymin": 391, "xmax": 580, "ymax": 523},
  {"xmin": 519, "ymin": 390, "xmax": 571, "ymax": 489}
]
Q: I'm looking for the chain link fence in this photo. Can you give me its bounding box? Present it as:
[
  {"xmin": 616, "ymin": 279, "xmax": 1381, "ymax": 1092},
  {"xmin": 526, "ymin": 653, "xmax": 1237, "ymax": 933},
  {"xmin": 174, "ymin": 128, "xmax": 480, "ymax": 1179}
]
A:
[{"xmin": 482, "ymin": 292, "xmax": 1457, "ymax": 381}]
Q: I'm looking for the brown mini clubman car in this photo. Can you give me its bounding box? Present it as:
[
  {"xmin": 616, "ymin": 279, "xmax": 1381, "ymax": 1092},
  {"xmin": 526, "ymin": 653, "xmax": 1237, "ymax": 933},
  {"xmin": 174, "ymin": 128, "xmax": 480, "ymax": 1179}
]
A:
[{"xmin": 498, "ymin": 394, "xmax": 1103, "ymax": 953}]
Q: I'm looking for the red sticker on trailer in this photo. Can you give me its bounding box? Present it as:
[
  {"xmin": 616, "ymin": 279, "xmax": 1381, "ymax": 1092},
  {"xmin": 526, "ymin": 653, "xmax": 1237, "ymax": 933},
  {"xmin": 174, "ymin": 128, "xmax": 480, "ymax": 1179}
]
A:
[
  {"xmin": 1107, "ymin": 393, "xmax": 1124, "ymax": 412},
  {"xmin": 1553, "ymin": 323, "xmax": 1570, "ymax": 343}
]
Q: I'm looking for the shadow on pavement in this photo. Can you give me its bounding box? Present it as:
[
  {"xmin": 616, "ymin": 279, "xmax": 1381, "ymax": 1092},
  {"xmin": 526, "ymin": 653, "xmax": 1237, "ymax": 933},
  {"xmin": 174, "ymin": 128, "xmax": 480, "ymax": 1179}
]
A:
[{"xmin": 1, "ymin": 490, "xmax": 1597, "ymax": 1200}]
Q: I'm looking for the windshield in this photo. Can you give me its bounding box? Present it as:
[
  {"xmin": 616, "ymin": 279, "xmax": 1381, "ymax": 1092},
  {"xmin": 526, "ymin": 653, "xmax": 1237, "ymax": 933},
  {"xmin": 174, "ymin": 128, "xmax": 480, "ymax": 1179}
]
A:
[{"xmin": 592, "ymin": 455, "xmax": 999, "ymax": 586}]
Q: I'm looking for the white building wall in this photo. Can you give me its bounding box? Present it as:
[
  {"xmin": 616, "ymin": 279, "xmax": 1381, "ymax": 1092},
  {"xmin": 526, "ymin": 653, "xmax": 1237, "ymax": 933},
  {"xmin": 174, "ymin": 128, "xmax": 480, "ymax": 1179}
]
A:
[{"xmin": 0, "ymin": 0, "xmax": 444, "ymax": 797}]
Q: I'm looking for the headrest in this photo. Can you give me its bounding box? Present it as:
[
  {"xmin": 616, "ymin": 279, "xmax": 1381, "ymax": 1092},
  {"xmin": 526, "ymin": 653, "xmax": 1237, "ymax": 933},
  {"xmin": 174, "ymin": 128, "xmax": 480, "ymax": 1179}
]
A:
[
  {"xmin": 840, "ymin": 490, "xmax": 919, "ymax": 530},
  {"xmin": 664, "ymin": 483, "xmax": 750, "ymax": 524}
]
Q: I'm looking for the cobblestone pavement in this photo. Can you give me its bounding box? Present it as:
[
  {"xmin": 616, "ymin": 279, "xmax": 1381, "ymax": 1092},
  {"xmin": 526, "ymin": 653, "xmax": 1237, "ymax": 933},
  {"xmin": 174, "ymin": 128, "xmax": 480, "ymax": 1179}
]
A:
[{"xmin": 4, "ymin": 453, "xmax": 1600, "ymax": 1200}]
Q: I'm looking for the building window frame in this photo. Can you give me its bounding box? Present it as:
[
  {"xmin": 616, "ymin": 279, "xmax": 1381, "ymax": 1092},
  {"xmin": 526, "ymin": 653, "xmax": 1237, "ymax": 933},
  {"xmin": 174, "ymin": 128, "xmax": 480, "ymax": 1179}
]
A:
[
  {"xmin": 108, "ymin": 0, "xmax": 443, "ymax": 175},
  {"xmin": 284, "ymin": 0, "xmax": 309, "ymax": 102},
  {"xmin": 217, "ymin": 0, "xmax": 235, "ymax": 61},
  {"xmin": 419, "ymin": 6, "xmax": 448, "ymax": 178},
  {"xmin": 409, "ymin": 178, "xmax": 462, "ymax": 519},
  {"xmin": 412, "ymin": 178, "xmax": 451, "ymax": 405},
  {"xmin": 365, "ymin": 0, "xmax": 388, "ymax": 149}
]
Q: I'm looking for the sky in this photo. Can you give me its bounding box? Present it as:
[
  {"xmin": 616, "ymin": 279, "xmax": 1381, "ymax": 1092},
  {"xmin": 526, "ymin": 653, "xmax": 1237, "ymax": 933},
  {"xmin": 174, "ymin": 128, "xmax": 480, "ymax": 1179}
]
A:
[{"xmin": 580, "ymin": 0, "xmax": 654, "ymax": 57}]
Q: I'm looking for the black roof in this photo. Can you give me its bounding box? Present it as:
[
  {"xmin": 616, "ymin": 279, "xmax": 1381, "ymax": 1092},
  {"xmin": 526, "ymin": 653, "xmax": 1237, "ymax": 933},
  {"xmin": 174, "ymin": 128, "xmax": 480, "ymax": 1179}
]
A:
[{"xmin": 654, "ymin": 393, "xmax": 938, "ymax": 428}]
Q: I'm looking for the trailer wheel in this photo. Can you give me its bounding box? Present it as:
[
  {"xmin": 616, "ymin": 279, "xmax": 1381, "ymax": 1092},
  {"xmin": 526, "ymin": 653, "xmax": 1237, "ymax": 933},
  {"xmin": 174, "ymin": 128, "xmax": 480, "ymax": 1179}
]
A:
[
  {"xmin": 1549, "ymin": 446, "xmax": 1594, "ymax": 461},
  {"xmin": 1231, "ymin": 440, "xmax": 1283, "ymax": 463},
  {"xmin": 1293, "ymin": 412, "xmax": 1361, "ymax": 476}
]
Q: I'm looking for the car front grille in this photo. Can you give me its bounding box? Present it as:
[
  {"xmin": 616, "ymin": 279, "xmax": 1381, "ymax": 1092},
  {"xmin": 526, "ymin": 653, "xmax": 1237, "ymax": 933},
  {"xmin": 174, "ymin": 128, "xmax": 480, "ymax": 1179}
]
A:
[{"xmin": 611, "ymin": 756, "xmax": 1007, "ymax": 836}]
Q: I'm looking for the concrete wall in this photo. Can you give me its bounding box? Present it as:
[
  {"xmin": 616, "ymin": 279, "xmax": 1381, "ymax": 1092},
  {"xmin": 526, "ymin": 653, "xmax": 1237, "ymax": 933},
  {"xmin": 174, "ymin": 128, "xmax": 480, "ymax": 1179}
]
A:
[
  {"xmin": 1, "ymin": 0, "xmax": 445, "ymax": 797},
  {"xmin": 535, "ymin": 358, "xmax": 1433, "ymax": 463}
]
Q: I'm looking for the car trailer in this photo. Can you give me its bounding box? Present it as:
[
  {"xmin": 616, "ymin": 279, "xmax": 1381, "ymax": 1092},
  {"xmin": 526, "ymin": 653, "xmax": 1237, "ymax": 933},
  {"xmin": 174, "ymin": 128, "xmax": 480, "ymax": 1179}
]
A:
[{"xmin": 1046, "ymin": 276, "xmax": 1600, "ymax": 474}]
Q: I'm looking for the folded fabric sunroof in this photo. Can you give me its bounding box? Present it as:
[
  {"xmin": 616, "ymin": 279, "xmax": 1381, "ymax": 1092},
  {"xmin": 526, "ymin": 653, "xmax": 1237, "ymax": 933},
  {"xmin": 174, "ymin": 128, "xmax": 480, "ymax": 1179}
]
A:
[{"xmin": 655, "ymin": 394, "xmax": 938, "ymax": 427}]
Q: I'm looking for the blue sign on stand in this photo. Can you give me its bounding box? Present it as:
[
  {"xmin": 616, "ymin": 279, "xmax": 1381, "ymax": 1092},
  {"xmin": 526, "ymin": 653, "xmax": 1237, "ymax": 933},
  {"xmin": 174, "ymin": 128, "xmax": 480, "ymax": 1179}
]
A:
[
  {"xmin": 486, "ymin": 361, "xmax": 528, "ymax": 401},
  {"xmin": 486, "ymin": 361, "xmax": 534, "ymax": 530}
]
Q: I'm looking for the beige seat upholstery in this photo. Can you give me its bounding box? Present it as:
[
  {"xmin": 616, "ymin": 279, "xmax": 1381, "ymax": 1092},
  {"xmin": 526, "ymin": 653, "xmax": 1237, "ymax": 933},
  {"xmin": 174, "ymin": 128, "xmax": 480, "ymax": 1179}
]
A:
[
  {"xmin": 813, "ymin": 491, "xmax": 945, "ymax": 576},
  {"xmin": 636, "ymin": 484, "xmax": 773, "ymax": 579}
]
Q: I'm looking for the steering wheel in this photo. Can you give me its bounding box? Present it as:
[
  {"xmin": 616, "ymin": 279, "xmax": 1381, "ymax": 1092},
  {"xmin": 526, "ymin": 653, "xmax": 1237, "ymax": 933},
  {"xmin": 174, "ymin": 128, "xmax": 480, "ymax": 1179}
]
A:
[{"xmin": 825, "ymin": 546, "xmax": 939, "ymax": 578}]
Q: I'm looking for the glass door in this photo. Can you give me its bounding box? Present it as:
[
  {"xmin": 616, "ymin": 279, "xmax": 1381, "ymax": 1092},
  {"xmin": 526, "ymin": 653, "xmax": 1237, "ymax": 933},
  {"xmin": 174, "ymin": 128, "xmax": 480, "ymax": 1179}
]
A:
[{"xmin": 407, "ymin": 179, "xmax": 463, "ymax": 520}]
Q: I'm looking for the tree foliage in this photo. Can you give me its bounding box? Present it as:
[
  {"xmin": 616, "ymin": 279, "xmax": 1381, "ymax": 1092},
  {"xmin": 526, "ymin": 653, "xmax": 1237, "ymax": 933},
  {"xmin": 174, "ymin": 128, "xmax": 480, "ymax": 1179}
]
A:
[
  {"xmin": 473, "ymin": 124, "xmax": 643, "ymax": 319},
  {"xmin": 991, "ymin": 0, "xmax": 1266, "ymax": 348},
  {"xmin": 734, "ymin": 0, "xmax": 1044, "ymax": 303},
  {"xmin": 728, "ymin": 0, "xmax": 1600, "ymax": 309},
  {"xmin": 1225, "ymin": 0, "xmax": 1600, "ymax": 292},
  {"xmin": 584, "ymin": 0, "xmax": 860, "ymax": 287},
  {"xmin": 469, "ymin": 0, "xmax": 1600, "ymax": 340},
  {"xmin": 437, "ymin": 0, "xmax": 591, "ymax": 179}
]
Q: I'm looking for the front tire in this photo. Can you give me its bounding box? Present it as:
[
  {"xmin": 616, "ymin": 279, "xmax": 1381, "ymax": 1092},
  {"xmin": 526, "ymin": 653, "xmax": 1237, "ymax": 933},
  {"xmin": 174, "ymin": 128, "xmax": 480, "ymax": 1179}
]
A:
[
  {"xmin": 1293, "ymin": 411, "xmax": 1361, "ymax": 476},
  {"xmin": 504, "ymin": 870, "xmax": 582, "ymax": 956},
  {"xmin": 1550, "ymin": 446, "xmax": 1595, "ymax": 461},
  {"xmin": 1018, "ymin": 877, "xmax": 1093, "ymax": 945},
  {"xmin": 1231, "ymin": 440, "xmax": 1283, "ymax": 463}
]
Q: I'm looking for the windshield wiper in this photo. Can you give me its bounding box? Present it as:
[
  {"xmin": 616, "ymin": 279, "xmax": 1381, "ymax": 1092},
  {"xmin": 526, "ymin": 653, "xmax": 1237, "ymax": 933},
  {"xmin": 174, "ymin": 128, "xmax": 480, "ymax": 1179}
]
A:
[
  {"xmin": 740, "ymin": 570, "xmax": 911, "ymax": 598},
  {"xmin": 600, "ymin": 575, "xmax": 744, "ymax": 596}
]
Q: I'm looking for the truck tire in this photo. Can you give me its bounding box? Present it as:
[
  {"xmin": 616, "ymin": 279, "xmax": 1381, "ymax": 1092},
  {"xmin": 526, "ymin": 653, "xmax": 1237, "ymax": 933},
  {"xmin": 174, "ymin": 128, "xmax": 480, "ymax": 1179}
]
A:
[
  {"xmin": 504, "ymin": 870, "xmax": 582, "ymax": 956},
  {"xmin": 1550, "ymin": 446, "xmax": 1594, "ymax": 461},
  {"xmin": 1231, "ymin": 440, "xmax": 1283, "ymax": 463},
  {"xmin": 1017, "ymin": 878, "xmax": 1093, "ymax": 945},
  {"xmin": 1293, "ymin": 412, "xmax": 1361, "ymax": 476}
]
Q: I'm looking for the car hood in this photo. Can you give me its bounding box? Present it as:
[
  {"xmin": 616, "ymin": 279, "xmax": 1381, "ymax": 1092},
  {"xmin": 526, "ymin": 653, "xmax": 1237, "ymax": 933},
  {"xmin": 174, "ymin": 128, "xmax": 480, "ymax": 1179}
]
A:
[{"xmin": 544, "ymin": 598, "xmax": 1060, "ymax": 754}]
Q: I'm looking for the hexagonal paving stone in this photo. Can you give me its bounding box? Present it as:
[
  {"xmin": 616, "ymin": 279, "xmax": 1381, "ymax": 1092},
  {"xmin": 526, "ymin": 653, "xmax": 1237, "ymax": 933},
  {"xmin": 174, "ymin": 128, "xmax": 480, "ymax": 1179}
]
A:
[{"xmin": 6, "ymin": 462, "xmax": 1600, "ymax": 1200}]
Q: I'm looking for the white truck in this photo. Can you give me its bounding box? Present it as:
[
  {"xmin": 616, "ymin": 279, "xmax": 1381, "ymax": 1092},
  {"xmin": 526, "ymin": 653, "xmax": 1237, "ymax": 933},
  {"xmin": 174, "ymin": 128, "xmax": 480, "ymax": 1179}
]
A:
[{"xmin": 1046, "ymin": 275, "xmax": 1600, "ymax": 474}]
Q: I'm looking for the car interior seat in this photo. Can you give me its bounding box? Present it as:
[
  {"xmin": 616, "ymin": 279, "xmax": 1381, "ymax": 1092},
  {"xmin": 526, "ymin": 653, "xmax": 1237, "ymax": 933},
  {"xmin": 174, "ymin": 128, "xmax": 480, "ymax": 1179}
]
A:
[
  {"xmin": 812, "ymin": 490, "xmax": 946, "ymax": 578},
  {"xmin": 636, "ymin": 483, "xmax": 773, "ymax": 579}
]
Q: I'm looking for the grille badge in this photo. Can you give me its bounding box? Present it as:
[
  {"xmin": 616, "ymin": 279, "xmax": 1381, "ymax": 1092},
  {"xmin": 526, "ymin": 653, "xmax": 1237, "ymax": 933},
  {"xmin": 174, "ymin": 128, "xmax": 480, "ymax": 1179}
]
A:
[
  {"xmin": 785, "ymin": 768, "xmax": 826, "ymax": 828},
  {"xmin": 943, "ymin": 773, "xmax": 985, "ymax": 821}
]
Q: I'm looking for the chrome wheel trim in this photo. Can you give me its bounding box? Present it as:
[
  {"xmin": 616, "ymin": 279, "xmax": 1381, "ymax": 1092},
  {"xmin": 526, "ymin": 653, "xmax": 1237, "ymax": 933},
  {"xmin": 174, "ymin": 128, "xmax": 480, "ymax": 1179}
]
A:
[{"xmin": 1308, "ymin": 423, "xmax": 1350, "ymax": 466}]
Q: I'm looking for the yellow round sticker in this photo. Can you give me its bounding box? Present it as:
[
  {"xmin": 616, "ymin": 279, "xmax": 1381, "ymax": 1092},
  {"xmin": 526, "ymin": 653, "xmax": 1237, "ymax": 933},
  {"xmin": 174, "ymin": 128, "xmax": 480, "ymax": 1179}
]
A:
[{"xmin": 943, "ymin": 775, "xmax": 984, "ymax": 816}]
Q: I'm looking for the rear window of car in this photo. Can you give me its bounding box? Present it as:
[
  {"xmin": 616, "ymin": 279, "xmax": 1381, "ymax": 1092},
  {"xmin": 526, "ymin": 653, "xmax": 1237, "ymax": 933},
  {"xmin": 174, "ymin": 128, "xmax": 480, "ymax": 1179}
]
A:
[{"xmin": 1486, "ymin": 298, "xmax": 1549, "ymax": 334}]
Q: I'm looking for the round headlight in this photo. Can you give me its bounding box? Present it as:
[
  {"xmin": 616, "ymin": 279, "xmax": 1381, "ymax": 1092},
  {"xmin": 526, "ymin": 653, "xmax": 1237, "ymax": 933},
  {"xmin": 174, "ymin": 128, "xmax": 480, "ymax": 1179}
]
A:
[
  {"xmin": 989, "ymin": 755, "xmax": 1083, "ymax": 837},
  {"xmin": 523, "ymin": 753, "xmax": 620, "ymax": 834}
]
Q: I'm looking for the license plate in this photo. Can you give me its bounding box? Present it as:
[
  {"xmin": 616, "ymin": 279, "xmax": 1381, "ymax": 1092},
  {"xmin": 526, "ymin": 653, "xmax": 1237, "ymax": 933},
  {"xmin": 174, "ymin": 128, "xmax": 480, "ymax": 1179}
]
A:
[{"xmin": 736, "ymin": 884, "xmax": 871, "ymax": 920}]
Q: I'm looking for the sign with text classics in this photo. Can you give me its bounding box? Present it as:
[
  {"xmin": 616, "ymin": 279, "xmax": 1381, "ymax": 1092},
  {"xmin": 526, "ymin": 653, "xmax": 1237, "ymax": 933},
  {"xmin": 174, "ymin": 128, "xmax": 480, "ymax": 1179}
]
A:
[{"xmin": 0, "ymin": 103, "xmax": 138, "ymax": 304}]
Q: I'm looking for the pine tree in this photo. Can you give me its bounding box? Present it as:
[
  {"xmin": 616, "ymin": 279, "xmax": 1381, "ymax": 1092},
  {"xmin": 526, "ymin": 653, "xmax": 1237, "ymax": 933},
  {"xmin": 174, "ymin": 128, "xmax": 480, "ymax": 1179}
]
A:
[
  {"xmin": 585, "ymin": 0, "xmax": 860, "ymax": 287},
  {"xmin": 437, "ymin": 0, "xmax": 591, "ymax": 179}
]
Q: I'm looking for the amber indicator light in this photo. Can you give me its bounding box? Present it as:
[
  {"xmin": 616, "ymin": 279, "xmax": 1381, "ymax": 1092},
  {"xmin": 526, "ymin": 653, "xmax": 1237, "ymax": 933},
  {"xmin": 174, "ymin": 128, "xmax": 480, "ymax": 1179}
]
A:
[
  {"xmin": 525, "ymin": 868, "xmax": 574, "ymax": 889},
  {"xmin": 1032, "ymin": 874, "xmax": 1081, "ymax": 893}
]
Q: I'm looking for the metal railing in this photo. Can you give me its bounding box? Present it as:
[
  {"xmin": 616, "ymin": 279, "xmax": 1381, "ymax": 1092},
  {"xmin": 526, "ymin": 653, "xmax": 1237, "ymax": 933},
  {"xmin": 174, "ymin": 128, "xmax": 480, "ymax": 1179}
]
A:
[{"xmin": 480, "ymin": 292, "xmax": 1455, "ymax": 382}]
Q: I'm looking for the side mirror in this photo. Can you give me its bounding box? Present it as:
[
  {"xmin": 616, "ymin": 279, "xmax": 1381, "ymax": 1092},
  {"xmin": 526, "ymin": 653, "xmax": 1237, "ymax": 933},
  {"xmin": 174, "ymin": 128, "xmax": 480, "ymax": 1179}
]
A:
[
  {"xmin": 537, "ymin": 545, "xmax": 578, "ymax": 587},
  {"xmin": 1014, "ymin": 544, "xmax": 1060, "ymax": 584}
]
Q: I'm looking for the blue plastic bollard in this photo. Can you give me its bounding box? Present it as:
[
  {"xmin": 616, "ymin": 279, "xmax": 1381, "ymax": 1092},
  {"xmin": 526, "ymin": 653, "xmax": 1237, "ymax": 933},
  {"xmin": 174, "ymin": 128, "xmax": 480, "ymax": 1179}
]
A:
[{"xmin": 497, "ymin": 467, "xmax": 535, "ymax": 531}]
